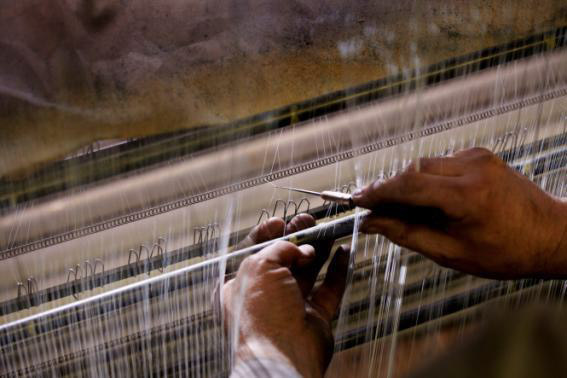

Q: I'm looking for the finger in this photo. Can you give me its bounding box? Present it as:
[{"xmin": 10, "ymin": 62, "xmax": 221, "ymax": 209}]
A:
[
  {"xmin": 311, "ymin": 245, "xmax": 350, "ymax": 322},
  {"xmin": 290, "ymin": 212, "xmax": 335, "ymax": 297},
  {"xmin": 286, "ymin": 213, "xmax": 316, "ymax": 234},
  {"xmin": 287, "ymin": 212, "xmax": 333, "ymax": 262},
  {"xmin": 237, "ymin": 217, "xmax": 286, "ymax": 249},
  {"xmin": 287, "ymin": 213, "xmax": 333, "ymax": 280},
  {"xmin": 352, "ymin": 171, "xmax": 464, "ymax": 218},
  {"xmin": 293, "ymin": 241, "xmax": 335, "ymax": 298},
  {"xmin": 296, "ymin": 244, "xmax": 317, "ymax": 268},
  {"xmin": 293, "ymin": 244, "xmax": 328, "ymax": 297},
  {"xmin": 452, "ymin": 147, "xmax": 493, "ymax": 158},
  {"xmin": 256, "ymin": 241, "xmax": 315, "ymax": 269},
  {"xmin": 360, "ymin": 215, "xmax": 462, "ymax": 260},
  {"xmin": 415, "ymin": 156, "xmax": 465, "ymax": 177}
]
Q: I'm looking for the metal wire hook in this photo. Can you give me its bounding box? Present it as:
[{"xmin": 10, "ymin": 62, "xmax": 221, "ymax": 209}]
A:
[
  {"xmin": 257, "ymin": 209, "xmax": 271, "ymax": 224},
  {"xmin": 66, "ymin": 265, "xmax": 81, "ymax": 299},
  {"xmin": 27, "ymin": 277, "xmax": 37, "ymax": 292},
  {"xmin": 139, "ymin": 245, "xmax": 150, "ymax": 260},
  {"xmin": 287, "ymin": 200, "xmax": 298, "ymax": 217},
  {"xmin": 297, "ymin": 198, "xmax": 310, "ymax": 214},
  {"xmin": 193, "ymin": 226, "xmax": 206, "ymax": 245},
  {"xmin": 273, "ymin": 199, "xmax": 288, "ymax": 219},
  {"xmin": 206, "ymin": 223, "xmax": 219, "ymax": 242},
  {"xmin": 83, "ymin": 260, "xmax": 94, "ymax": 279},
  {"xmin": 128, "ymin": 248, "xmax": 140, "ymax": 265},
  {"xmin": 137, "ymin": 245, "xmax": 151, "ymax": 275},
  {"xmin": 516, "ymin": 126, "xmax": 529, "ymax": 151},
  {"xmin": 150, "ymin": 241, "xmax": 165, "ymax": 273},
  {"xmin": 94, "ymin": 258, "xmax": 105, "ymax": 275},
  {"xmin": 346, "ymin": 183, "xmax": 358, "ymax": 193},
  {"xmin": 501, "ymin": 131, "xmax": 515, "ymax": 153},
  {"xmin": 16, "ymin": 282, "xmax": 27, "ymax": 299},
  {"xmin": 156, "ymin": 237, "xmax": 166, "ymax": 249},
  {"xmin": 93, "ymin": 258, "xmax": 105, "ymax": 286}
]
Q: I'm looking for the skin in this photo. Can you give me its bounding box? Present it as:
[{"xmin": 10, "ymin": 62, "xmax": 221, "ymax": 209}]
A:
[
  {"xmin": 352, "ymin": 147, "xmax": 567, "ymax": 279},
  {"xmin": 223, "ymin": 214, "xmax": 349, "ymax": 378},
  {"xmin": 223, "ymin": 147, "xmax": 567, "ymax": 377}
]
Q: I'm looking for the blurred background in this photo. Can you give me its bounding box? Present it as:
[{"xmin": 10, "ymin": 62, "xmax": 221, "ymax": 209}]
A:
[{"xmin": 1, "ymin": 1, "xmax": 566, "ymax": 377}]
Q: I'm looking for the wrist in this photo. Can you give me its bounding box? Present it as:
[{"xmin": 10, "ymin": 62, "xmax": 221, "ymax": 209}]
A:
[{"xmin": 235, "ymin": 336, "xmax": 323, "ymax": 378}]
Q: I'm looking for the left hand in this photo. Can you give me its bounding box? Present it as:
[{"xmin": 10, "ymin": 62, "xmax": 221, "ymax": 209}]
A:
[{"xmin": 223, "ymin": 222, "xmax": 349, "ymax": 378}]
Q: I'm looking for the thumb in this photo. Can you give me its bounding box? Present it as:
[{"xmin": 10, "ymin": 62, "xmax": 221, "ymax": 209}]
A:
[
  {"xmin": 237, "ymin": 217, "xmax": 286, "ymax": 249},
  {"xmin": 311, "ymin": 245, "xmax": 350, "ymax": 322},
  {"xmin": 255, "ymin": 241, "xmax": 315, "ymax": 269},
  {"xmin": 360, "ymin": 215, "xmax": 462, "ymax": 261}
]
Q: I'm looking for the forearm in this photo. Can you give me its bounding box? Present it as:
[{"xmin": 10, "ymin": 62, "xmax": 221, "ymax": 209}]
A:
[
  {"xmin": 234, "ymin": 337, "xmax": 322, "ymax": 378},
  {"xmin": 230, "ymin": 357, "xmax": 301, "ymax": 378}
]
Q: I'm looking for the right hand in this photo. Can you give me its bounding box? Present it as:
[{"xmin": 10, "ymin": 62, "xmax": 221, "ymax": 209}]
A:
[{"xmin": 352, "ymin": 148, "xmax": 567, "ymax": 279}]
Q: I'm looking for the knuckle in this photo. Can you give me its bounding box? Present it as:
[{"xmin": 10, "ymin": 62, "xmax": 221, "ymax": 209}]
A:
[
  {"xmin": 406, "ymin": 161, "xmax": 418, "ymax": 172},
  {"xmin": 290, "ymin": 213, "xmax": 314, "ymax": 230},
  {"xmin": 242, "ymin": 256, "xmax": 270, "ymax": 276},
  {"xmin": 478, "ymin": 154, "xmax": 499, "ymax": 166},
  {"xmin": 464, "ymin": 147, "xmax": 495, "ymax": 159},
  {"xmin": 419, "ymin": 158, "xmax": 433, "ymax": 172},
  {"xmin": 254, "ymin": 256, "xmax": 271, "ymax": 270},
  {"xmin": 392, "ymin": 229, "xmax": 408, "ymax": 245},
  {"xmin": 221, "ymin": 280, "xmax": 233, "ymax": 298},
  {"xmin": 466, "ymin": 181, "xmax": 491, "ymax": 212},
  {"xmin": 368, "ymin": 180, "xmax": 382, "ymax": 194},
  {"xmin": 397, "ymin": 172, "xmax": 420, "ymax": 195},
  {"xmin": 446, "ymin": 179, "xmax": 466, "ymax": 200},
  {"xmin": 445, "ymin": 180, "xmax": 477, "ymax": 217},
  {"xmin": 242, "ymin": 254, "xmax": 269, "ymax": 273},
  {"xmin": 466, "ymin": 147, "xmax": 493, "ymax": 157},
  {"xmin": 262, "ymin": 218, "xmax": 285, "ymax": 239},
  {"xmin": 471, "ymin": 149, "xmax": 503, "ymax": 168},
  {"xmin": 240, "ymin": 256, "xmax": 255, "ymax": 272},
  {"xmin": 273, "ymin": 240, "xmax": 295, "ymax": 251},
  {"xmin": 459, "ymin": 175, "xmax": 481, "ymax": 194},
  {"xmin": 457, "ymin": 147, "xmax": 501, "ymax": 167}
]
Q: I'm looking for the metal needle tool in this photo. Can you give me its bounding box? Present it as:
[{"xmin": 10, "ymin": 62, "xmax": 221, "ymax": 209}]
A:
[{"xmin": 274, "ymin": 185, "xmax": 354, "ymax": 207}]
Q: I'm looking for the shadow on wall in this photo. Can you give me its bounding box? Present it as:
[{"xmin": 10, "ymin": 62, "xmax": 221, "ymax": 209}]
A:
[{"xmin": 0, "ymin": 0, "xmax": 566, "ymax": 177}]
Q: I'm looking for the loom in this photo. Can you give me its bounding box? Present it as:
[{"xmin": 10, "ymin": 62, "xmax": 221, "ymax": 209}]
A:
[{"xmin": 0, "ymin": 27, "xmax": 566, "ymax": 377}]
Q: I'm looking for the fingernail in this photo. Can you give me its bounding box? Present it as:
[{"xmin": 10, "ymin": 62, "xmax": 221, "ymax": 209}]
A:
[
  {"xmin": 299, "ymin": 244, "xmax": 316, "ymax": 258},
  {"xmin": 335, "ymin": 245, "xmax": 350, "ymax": 266},
  {"xmin": 351, "ymin": 188, "xmax": 364, "ymax": 204},
  {"xmin": 337, "ymin": 244, "xmax": 350, "ymax": 256},
  {"xmin": 286, "ymin": 223, "xmax": 297, "ymax": 234}
]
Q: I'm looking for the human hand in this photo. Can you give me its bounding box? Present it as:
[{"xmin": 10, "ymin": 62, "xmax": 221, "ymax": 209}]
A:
[
  {"xmin": 223, "ymin": 223, "xmax": 349, "ymax": 377},
  {"xmin": 352, "ymin": 147, "xmax": 567, "ymax": 279},
  {"xmin": 235, "ymin": 213, "xmax": 337, "ymax": 291},
  {"xmin": 236, "ymin": 213, "xmax": 319, "ymax": 250}
]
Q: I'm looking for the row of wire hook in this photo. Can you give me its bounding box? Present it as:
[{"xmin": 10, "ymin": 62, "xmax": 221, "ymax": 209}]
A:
[
  {"xmin": 256, "ymin": 182, "xmax": 358, "ymax": 225},
  {"xmin": 257, "ymin": 197, "xmax": 311, "ymax": 224},
  {"xmin": 492, "ymin": 127, "xmax": 529, "ymax": 155},
  {"xmin": 16, "ymin": 277, "xmax": 38, "ymax": 299},
  {"xmin": 193, "ymin": 223, "xmax": 221, "ymax": 245},
  {"xmin": 66, "ymin": 259, "xmax": 105, "ymax": 299},
  {"xmin": 128, "ymin": 237, "xmax": 167, "ymax": 275}
]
